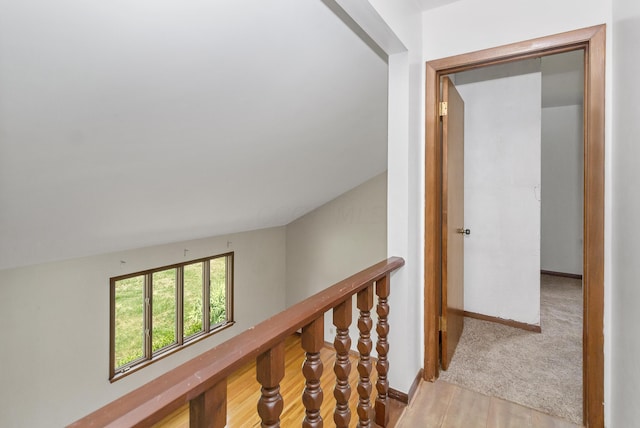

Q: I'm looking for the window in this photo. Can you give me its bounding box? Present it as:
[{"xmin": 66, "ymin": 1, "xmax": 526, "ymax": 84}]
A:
[{"xmin": 110, "ymin": 252, "xmax": 234, "ymax": 380}]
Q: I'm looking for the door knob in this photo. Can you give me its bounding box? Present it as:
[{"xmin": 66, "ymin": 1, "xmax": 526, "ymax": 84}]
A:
[{"xmin": 456, "ymin": 228, "xmax": 470, "ymax": 235}]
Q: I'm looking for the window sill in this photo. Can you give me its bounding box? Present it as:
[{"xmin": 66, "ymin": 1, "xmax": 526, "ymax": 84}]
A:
[{"xmin": 109, "ymin": 320, "xmax": 236, "ymax": 383}]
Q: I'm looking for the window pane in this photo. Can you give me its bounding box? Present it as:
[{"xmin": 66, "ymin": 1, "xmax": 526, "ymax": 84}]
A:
[
  {"xmin": 183, "ymin": 262, "xmax": 203, "ymax": 338},
  {"xmin": 152, "ymin": 269, "xmax": 177, "ymax": 352},
  {"xmin": 210, "ymin": 257, "xmax": 227, "ymax": 327},
  {"xmin": 114, "ymin": 275, "xmax": 145, "ymax": 369}
]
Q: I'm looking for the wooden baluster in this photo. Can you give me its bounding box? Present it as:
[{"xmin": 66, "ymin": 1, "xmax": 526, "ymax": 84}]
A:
[
  {"xmin": 257, "ymin": 341, "xmax": 285, "ymax": 428},
  {"xmin": 302, "ymin": 316, "xmax": 324, "ymax": 428},
  {"xmin": 375, "ymin": 274, "xmax": 391, "ymax": 427},
  {"xmin": 333, "ymin": 300, "xmax": 352, "ymax": 428},
  {"xmin": 357, "ymin": 284, "xmax": 374, "ymax": 427},
  {"xmin": 189, "ymin": 379, "xmax": 227, "ymax": 428}
]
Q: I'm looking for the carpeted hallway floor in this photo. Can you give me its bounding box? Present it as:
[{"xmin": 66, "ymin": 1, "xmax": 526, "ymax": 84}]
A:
[{"xmin": 438, "ymin": 274, "xmax": 583, "ymax": 425}]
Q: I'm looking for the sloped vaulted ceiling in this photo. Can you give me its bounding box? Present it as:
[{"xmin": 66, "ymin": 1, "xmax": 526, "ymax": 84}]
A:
[{"xmin": 0, "ymin": 0, "xmax": 388, "ymax": 270}]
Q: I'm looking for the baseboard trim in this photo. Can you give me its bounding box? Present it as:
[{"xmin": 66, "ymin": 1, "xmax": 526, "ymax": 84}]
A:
[
  {"xmin": 541, "ymin": 270, "xmax": 583, "ymax": 280},
  {"xmin": 464, "ymin": 310, "xmax": 542, "ymax": 333},
  {"xmin": 408, "ymin": 368, "xmax": 423, "ymax": 403},
  {"xmin": 323, "ymin": 339, "xmax": 420, "ymax": 405},
  {"xmin": 387, "ymin": 388, "xmax": 407, "ymax": 403},
  {"xmin": 388, "ymin": 369, "xmax": 423, "ymax": 404}
]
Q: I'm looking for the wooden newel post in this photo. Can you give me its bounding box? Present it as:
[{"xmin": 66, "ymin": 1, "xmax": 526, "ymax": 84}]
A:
[
  {"xmin": 257, "ymin": 341, "xmax": 285, "ymax": 428},
  {"xmin": 189, "ymin": 379, "xmax": 227, "ymax": 428},
  {"xmin": 333, "ymin": 300, "xmax": 352, "ymax": 428},
  {"xmin": 375, "ymin": 274, "xmax": 391, "ymax": 427},
  {"xmin": 357, "ymin": 284, "xmax": 374, "ymax": 427},
  {"xmin": 302, "ymin": 316, "xmax": 325, "ymax": 428}
]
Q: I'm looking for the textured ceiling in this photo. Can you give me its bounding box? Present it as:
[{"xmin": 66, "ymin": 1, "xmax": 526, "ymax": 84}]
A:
[{"xmin": 0, "ymin": 0, "xmax": 388, "ymax": 270}]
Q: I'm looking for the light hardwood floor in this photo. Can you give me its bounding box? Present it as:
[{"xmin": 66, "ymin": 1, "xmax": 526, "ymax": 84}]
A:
[
  {"xmin": 154, "ymin": 335, "xmax": 578, "ymax": 427},
  {"xmin": 397, "ymin": 380, "xmax": 583, "ymax": 428},
  {"xmin": 155, "ymin": 334, "xmax": 403, "ymax": 427}
]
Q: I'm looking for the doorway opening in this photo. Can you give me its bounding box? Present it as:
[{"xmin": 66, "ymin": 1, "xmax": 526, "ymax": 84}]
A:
[
  {"xmin": 424, "ymin": 25, "xmax": 605, "ymax": 427},
  {"xmin": 436, "ymin": 52, "xmax": 584, "ymax": 424}
]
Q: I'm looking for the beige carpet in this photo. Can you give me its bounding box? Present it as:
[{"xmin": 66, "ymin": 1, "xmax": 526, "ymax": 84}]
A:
[{"xmin": 438, "ymin": 274, "xmax": 583, "ymax": 425}]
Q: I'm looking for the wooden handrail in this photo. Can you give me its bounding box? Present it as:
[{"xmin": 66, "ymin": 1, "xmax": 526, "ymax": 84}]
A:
[{"xmin": 69, "ymin": 257, "xmax": 404, "ymax": 428}]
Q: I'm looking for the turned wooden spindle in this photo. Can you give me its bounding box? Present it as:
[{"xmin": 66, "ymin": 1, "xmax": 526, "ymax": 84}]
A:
[
  {"xmin": 302, "ymin": 316, "xmax": 324, "ymax": 428},
  {"xmin": 375, "ymin": 274, "xmax": 391, "ymax": 427},
  {"xmin": 332, "ymin": 300, "xmax": 352, "ymax": 428},
  {"xmin": 189, "ymin": 379, "xmax": 227, "ymax": 428},
  {"xmin": 67, "ymin": 258, "xmax": 406, "ymax": 428},
  {"xmin": 257, "ymin": 342, "xmax": 285, "ymax": 428},
  {"xmin": 357, "ymin": 284, "xmax": 374, "ymax": 427}
]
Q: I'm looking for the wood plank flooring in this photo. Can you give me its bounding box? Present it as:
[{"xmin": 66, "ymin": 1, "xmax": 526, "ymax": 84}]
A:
[
  {"xmin": 397, "ymin": 380, "xmax": 583, "ymax": 428},
  {"xmin": 146, "ymin": 335, "xmax": 581, "ymax": 427},
  {"xmin": 155, "ymin": 334, "xmax": 404, "ymax": 427}
]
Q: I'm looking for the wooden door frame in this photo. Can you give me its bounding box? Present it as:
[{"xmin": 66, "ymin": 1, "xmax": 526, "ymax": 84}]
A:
[{"xmin": 424, "ymin": 25, "xmax": 605, "ymax": 427}]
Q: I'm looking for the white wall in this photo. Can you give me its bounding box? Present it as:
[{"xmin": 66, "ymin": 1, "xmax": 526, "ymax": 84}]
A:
[
  {"xmin": 541, "ymin": 104, "xmax": 584, "ymax": 275},
  {"xmin": 2, "ymin": 2, "xmax": 631, "ymax": 426},
  {"xmin": 286, "ymin": 172, "xmax": 387, "ymax": 305},
  {"xmin": 0, "ymin": 169, "xmax": 390, "ymax": 427},
  {"xmin": 422, "ymin": 0, "xmax": 611, "ymax": 61},
  {"xmin": 367, "ymin": 0, "xmax": 425, "ymax": 393},
  {"xmin": 346, "ymin": 0, "xmax": 614, "ymax": 396},
  {"xmin": 0, "ymin": 227, "xmax": 286, "ymax": 427},
  {"xmin": 611, "ymin": 0, "xmax": 640, "ymax": 425},
  {"xmin": 422, "ymin": 2, "xmax": 613, "ymax": 422},
  {"xmin": 455, "ymin": 61, "xmax": 542, "ymax": 325},
  {"xmin": 286, "ymin": 172, "xmax": 387, "ymax": 344},
  {"xmin": 338, "ymin": 0, "xmax": 425, "ymax": 393}
]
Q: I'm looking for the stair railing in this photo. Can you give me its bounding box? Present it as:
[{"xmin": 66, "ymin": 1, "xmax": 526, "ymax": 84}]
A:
[{"xmin": 69, "ymin": 257, "xmax": 404, "ymax": 428}]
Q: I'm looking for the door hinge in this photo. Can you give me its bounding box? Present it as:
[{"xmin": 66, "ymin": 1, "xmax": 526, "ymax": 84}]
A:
[
  {"xmin": 439, "ymin": 101, "xmax": 448, "ymax": 117},
  {"xmin": 439, "ymin": 316, "xmax": 447, "ymax": 333}
]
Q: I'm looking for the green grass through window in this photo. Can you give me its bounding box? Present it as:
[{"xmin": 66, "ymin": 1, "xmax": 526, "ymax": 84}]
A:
[
  {"xmin": 114, "ymin": 275, "xmax": 145, "ymax": 368},
  {"xmin": 152, "ymin": 269, "xmax": 177, "ymax": 353},
  {"xmin": 210, "ymin": 257, "xmax": 227, "ymax": 326},
  {"xmin": 112, "ymin": 254, "xmax": 231, "ymax": 374}
]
